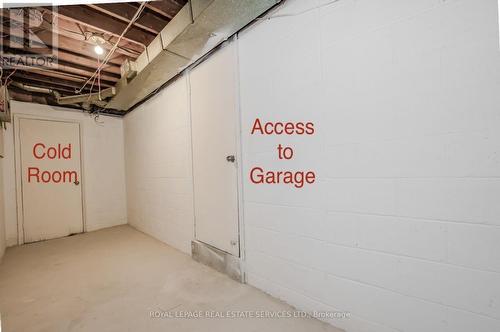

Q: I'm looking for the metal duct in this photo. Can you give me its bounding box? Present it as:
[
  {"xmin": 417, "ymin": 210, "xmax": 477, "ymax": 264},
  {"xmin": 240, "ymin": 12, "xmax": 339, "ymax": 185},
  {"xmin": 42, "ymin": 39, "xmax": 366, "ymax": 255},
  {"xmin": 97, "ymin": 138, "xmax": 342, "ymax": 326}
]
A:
[
  {"xmin": 9, "ymin": 82, "xmax": 118, "ymax": 110},
  {"xmin": 106, "ymin": 0, "xmax": 280, "ymax": 111},
  {"xmin": 57, "ymin": 87, "xmax": 116, "ymax": 106},
  {"xmin": 10, "ymin": 81, "xmax": 61, "ymax": 99}
]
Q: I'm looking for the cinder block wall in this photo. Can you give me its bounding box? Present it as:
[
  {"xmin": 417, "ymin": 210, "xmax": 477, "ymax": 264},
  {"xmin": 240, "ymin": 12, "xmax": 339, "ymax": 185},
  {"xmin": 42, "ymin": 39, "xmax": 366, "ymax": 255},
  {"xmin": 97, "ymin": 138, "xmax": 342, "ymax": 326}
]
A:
[
  {"xmin": 238, "ymin": 0, "xmax": 500, "ymax": 331},
  {"xmin": 123, "ymin": 0, "xmax": 500, "ymax": 330},
  {"xmin": 124, "ymin": 77, "xmax": 195, "ymax": 254},
  {"xmin": 0, "ymin": 128, "xmax": 6, "ymax": 259}
]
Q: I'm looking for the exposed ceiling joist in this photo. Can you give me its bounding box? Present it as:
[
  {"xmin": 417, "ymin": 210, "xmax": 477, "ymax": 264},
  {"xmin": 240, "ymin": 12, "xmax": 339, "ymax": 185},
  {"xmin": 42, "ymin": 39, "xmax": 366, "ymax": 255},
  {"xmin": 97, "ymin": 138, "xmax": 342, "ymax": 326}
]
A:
[
  {"xmin": 50, "ymin": 17, "xmax": 144, "ymax": 57},
  {"xmin": 1, "ymin": 15, "xmax": 131, "ymax": 68},
  {"xmin": 145, "ymin": 0, "xmax": 185, "ymax": 19},
  {"xmin": 11, "ymin": 70, "xmax": 112, "ymax": 91},
  {"xmin": 2, "ymin": 51, "xmax": 121, "ymax": 83},
  {"xmin": 87, "ymin": 3, "xmax": 169, "ymax": 34},
  {"xmin": 11, "ymin": 77, "xmax": 81, "ymax": 94},
  {"xmin": 55, "ymin": 5, "xmax": 155, "ymax": 46},
  {"xmin": 1, "ymin": 1, "xmax": 187, "ymax": 112},
  {"xmin": 2, "ymin": 36, "xmax": 122, "ymax": 76}
]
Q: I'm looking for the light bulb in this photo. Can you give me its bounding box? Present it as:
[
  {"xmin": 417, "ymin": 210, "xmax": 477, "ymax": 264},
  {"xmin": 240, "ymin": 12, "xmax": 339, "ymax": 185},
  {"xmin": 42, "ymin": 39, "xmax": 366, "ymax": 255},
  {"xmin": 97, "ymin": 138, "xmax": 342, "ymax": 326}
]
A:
[{"xmin": 94, "ymin": 45, "xmax": 104, "ymax": 56}]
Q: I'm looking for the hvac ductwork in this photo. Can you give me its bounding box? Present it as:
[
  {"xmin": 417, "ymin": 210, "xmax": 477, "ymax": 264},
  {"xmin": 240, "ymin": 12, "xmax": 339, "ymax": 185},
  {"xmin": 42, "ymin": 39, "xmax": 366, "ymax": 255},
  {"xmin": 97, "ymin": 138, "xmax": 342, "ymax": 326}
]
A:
[
  {"xmin": 10, "ymin": 81, "xmax": 61, "ymax": 99},
  {"xmin": 10, "ymin": 81, "xmax": 116, "ymax": 110},
  {"xmin": 106, "ymin": 0, "xmax": 280, "ymax": 111}
]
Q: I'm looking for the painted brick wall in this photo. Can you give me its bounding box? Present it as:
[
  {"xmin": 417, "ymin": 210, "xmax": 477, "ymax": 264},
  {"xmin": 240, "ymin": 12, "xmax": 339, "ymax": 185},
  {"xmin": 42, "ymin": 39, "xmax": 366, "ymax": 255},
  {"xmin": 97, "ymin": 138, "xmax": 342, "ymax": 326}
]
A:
[
  {"xmin": 124, "ymin": 76, "xmax": 195, "ymax": 254},
  {"xmin": 238, "ymin": 0, "xmax": 500, "ymax": 331}
]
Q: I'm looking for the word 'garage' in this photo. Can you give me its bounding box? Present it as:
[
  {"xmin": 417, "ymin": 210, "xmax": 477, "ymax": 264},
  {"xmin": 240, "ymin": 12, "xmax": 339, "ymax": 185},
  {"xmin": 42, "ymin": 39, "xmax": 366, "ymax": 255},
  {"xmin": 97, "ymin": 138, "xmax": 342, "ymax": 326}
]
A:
[{"xmin": 27, "ymin": 143, "xmax": 78, "ymax": 184}]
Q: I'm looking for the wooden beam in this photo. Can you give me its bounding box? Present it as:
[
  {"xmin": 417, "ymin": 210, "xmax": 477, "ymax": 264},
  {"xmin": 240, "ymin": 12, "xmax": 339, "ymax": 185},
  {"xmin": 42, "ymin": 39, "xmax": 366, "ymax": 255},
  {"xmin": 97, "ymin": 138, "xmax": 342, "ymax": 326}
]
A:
[
  {"xmin": 49, "ymin": 16, "xmax": 143, "ymax": 58},
  {"xmin": 8, "ymin": 87, "xmax": 85, "ymax": 110},
  {"xmin": 10, "ymin": 77, "xmax": 80, "ymax": 94},
  {"xmin": 11, "ymin": 67, "xmax": 97, "ymax": 84},
  {"xmin": 2, "ymin": 35, "xmax": 122, "ymax": 76},
  {"xmin": 0, "ymin": 10, "xmax": 139, "ymax": 61},
  {"xmin": 11, "ymin": 71, "xmax": 107, "ymax": 91},
  {"xmin": 10, "ymin": 68, "xmax": 116, "ymax": 96},
  {"xmin": 2, "ymin": 48, "xmax": 121, "ymax": 83},
  {"xmin": 87, "ymin": 3, "xmax": 168, "ymax": 35},
  {"xmin": 55, "ymin": 5, "xmax": 156, "ymax": 46},
  {"xmin": 145, "ymin": 0, "xmax": 186, "ymax": 20},
  {"xmin": 1, "ymin": 61, "xmax": 119, "ymax": 90},
  {"xmin": 4, "ymin": 67, "xmax": 116, "ymax": 89}
]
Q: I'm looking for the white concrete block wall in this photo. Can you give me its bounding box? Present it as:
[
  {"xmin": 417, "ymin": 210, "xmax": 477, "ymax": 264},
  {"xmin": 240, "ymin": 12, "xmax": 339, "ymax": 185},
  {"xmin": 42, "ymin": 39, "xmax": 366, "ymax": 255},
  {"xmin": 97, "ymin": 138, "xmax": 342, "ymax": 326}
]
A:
[
  {"xmin": 0, "ymin": 128, "xmax": 6, "ymax": 259},
  {"xmin": 2, "ymin": 101, "xmax": 128, "ymax": 245},
  {"xmin": 123, "ymin": 76, "xmax": 195, "ymax": 254},
  {"xmin": 238, "ymin": 0, "xmax": 500, "ymax": 331}
]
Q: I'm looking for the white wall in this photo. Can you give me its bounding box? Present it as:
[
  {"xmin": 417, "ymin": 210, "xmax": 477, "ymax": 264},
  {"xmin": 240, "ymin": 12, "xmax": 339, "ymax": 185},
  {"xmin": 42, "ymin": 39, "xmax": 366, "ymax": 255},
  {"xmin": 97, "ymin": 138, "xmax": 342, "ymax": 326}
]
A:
[
  {"xmin": 238, "ymin": 0, "xmax": 500, "ymax": 332},
  {"xmin": 2, "ymin": 101, "xmax": 127, "ymax": 245},
  {"xmin": 124, "ymin": 76, "xmax": 194, "ymax": 254},
  {"xmin": 120, "ymin": 1, "xmax": 500, "ymax": 330},
  {"xmin": 0, "ymin": 128, "xmax": 6, "ymax": 259}
]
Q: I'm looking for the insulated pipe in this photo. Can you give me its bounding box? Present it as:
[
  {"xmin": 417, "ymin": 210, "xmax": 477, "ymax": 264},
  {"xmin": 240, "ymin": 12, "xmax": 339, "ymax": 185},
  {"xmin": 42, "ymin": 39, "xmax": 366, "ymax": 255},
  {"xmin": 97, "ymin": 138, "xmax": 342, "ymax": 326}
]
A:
[
  {"xmin": 10, "ymin": 81, "xmax": 61, "ymax": 99},
  {"xmin": 10, "ymin": 82, "xmax": 114, "ymax": 109}
]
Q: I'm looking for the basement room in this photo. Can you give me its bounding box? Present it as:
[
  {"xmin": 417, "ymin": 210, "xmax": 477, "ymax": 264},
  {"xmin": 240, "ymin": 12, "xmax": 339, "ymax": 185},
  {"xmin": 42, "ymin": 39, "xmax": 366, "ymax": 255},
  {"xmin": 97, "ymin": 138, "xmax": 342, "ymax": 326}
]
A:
[{"xmin": 0, "ymin": 0, "xmax": 499, "ymax": 331}]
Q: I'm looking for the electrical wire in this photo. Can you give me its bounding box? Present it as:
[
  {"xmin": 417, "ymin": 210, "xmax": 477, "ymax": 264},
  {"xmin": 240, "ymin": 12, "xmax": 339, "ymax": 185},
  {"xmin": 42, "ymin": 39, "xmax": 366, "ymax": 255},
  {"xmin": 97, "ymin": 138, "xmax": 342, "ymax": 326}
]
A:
[
  {"xmin": 87, "ymin": 57, "xmax": 100, "ymax": 102},
  {"xmin": 77, "ymin": 2, "xmax": 146, "ymax": 94},
  {"xmin": 98, "ymin": 59, "xmax": 102, "ymax": 101},
  {"xmin": 4, "ymin": 69, "xmax": 17, "ymax": 86}
]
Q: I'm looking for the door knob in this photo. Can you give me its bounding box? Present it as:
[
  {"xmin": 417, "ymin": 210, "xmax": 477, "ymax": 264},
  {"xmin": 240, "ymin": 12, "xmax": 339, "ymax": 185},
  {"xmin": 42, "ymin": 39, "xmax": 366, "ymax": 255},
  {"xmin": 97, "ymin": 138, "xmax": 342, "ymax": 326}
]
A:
[{"xmin": 226, "ymin": 155, "xmax": 235, "ymax": 163}]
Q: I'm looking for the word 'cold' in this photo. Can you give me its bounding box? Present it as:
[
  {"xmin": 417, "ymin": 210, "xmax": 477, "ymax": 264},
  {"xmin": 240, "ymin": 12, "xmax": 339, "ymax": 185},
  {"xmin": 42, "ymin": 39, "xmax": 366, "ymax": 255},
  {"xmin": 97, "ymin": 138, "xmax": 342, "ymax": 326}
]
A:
[{"xmin": 33, "ymin": 143, "xmax": 72, "ymax": 160}]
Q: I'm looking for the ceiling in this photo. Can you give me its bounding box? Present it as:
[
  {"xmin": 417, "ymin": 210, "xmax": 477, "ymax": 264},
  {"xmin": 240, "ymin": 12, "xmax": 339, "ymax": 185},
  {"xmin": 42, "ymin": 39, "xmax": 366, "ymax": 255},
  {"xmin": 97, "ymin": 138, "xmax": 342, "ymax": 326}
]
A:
[{"xmin": 0, "ymin": 1, "xmax": 187, "ymax": 112}]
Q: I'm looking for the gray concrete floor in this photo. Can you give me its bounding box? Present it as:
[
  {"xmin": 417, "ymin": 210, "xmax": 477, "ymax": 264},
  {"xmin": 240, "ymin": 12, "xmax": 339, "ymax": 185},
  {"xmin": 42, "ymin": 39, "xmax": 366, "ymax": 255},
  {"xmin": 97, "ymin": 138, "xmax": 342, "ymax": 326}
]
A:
[{"xmin": 0, "ymin": 225, "xmax": 342, "ymax": 332}]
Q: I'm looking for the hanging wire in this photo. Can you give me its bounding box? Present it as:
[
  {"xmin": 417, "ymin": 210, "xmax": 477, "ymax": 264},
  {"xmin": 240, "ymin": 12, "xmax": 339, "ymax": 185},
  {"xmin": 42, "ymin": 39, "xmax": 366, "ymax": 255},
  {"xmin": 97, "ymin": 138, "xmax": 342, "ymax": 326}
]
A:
[
  {"xmin": 87, "ymin": 57, "xmax": 101, "ymax": 102},
  {"xmin": 77, "ymin": 2, "xmax": 146, "ymax": 94},
  {"xmin": 98, "ymin": 57, "xmax": 102, "ymax": 101},
  {"xmin": 4, "ymin": 69, "xmax": 17, "ymax": 86}
]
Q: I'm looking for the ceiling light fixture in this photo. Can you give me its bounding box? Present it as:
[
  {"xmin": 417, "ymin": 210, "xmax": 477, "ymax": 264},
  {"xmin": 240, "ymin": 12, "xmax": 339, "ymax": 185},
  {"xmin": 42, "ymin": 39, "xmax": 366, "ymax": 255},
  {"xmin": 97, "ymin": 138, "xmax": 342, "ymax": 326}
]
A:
[
  {"xmin": 94, "ymin": 45, "xmax": 104, "ymax": 55},
  {"xmin": 88, "ymin": 34, "xmax": 106, "ymax": 57}
]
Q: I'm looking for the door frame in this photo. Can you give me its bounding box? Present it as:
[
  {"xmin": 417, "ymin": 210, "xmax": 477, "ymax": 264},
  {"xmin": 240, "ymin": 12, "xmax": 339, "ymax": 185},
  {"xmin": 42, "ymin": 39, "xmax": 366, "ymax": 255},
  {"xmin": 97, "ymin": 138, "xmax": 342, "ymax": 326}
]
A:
[
  {"xmin": 13, "ymin": 113, "xmax": 86, "ymax": 245},
  {"xmin": 187, "ymin": 37, "xmax": 247, "ymax": 263},
  {"xmin": 234, "ymin": 36, "xmax": 247, "ymax": 273}
]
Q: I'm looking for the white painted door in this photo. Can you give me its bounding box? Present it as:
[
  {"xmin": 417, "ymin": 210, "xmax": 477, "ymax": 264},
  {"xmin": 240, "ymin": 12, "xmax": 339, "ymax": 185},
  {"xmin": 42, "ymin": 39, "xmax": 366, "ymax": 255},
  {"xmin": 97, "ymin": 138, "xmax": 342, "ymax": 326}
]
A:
[
  {"xmin": 190, "ymin": 44, "xmax": 240, "ymax": 256},
  {"xmin": 19, "ymin": 118, "xmax": 83, "ymax": 243}
]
